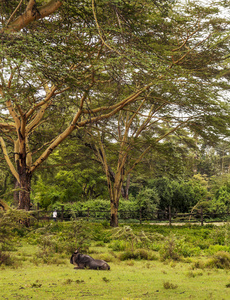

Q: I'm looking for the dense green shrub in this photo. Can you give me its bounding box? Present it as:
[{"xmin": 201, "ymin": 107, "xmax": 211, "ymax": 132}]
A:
[
  {"xmin": 210, "ymin": 224, "xmax": 230, "ymax": 246},
  {"xmin": 159, "ymin": 235, "xmax": 181, "ymax": 261},
  {"xmin": 109, "ymin": 240, "xmax": 128, "ymax": 251},
  {"xmin": 0, "ymin": 251, "xmax": 14, "ymax": 266},
  {"xmin": 206, "ymin": 245, "xmax": 230, "ymax": 255},
  {"xmin": 205, "ymin": 251, "xmax": 230, "ymax": 269},
  {"xmin": 0, "ymin": 209, "xmax": 32, "ymax": 251},
  {"xmin": 119, "ymin": 199, "xmax": 139, "ymax": 220},
  {"xmin": 210, "ymin": 186, "xmax": 230, "ymax": 214},
  {"xmin": 30, "ymin": 220, "xmax": 92, "ymax": 258},
  {"xmin": 159, "ymin": 234, "xmax": 201, "ymax": 261},
  {"xmin": 118, "ymin": 249, "xmax": 156, "ymax": 261},
  {"xmin": 136, "ymin": 188, "xmax": 160, "ymax": 220},
  {"xmin": 32, "ymin": 169, "xmax": 108, "ymax": 209}
]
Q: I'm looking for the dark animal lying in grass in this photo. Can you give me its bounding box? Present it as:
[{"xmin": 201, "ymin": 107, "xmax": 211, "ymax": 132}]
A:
[{"xmin": 70, "ymin": 250, "xmax": 110, "ymax": 270}]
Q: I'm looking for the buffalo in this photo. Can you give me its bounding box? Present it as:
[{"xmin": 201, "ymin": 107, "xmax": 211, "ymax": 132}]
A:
[{"xmin": 70, "ymin": 250, "xmax": 110, "ymax": 270}]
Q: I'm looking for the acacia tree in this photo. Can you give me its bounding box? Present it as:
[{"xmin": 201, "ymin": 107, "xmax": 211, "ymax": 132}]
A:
[
  {"xmin": 1, "ymin": 0, "xmax": 171, "ymax": 209},
  {"xmin": 0, "ymin": 0, "xmax": 230, "ymax": 217},
  {"xmin": 83, "ymin": 108, "xmax": 188, "ymax": 226},
  {"xmin": 83, "ymin": 88, "xmax": 229, "ymax": 226},
  {"xmin": 76, "ymin": 1, "xmax": 230, "ymax": 226}
]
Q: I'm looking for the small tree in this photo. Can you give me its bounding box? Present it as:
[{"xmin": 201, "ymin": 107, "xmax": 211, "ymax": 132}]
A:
[{"xmin": 136, "ymin": 188, "xmax": 160, "ymax": 221}]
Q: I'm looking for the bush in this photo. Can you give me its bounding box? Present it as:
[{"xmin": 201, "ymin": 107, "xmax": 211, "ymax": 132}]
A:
[
  {"xmin": 210, "ymin": 187, "xmax": 230, "ymax": 214},
  {"xmin": 206, "ymin": 245, "xmax": 230, "ymax": 255},
  {"xmin": 0, "ymin": 209, "xmax": 32, "ymax": 251},
  {"xmin": 118, "ymin": 249, "xmax": 156, "ymax": 261},
  {"xmin": 210, "ymin": 224, "xmax": 230, "ymax": 246},
  {"xmin": 163, "ymin": 281, "xmax": 178, "ymax": 289},
  {"xmin": 205, "ymin": 251, "xmax": 230, "ymax": 269},
  {"xmin": 119, "ymin": 199, "xmax": 139, "ymax": 220},
  {"xmin": 32, "ymin": 220, "xmax": 92, "ymax": 257},
  {"xmin": 0, "ymin": 251, "xmax": 13, "ymax": 266},
  {"xmin": 159, "ymin": 235, "xmax": 181, "ymax": 261},
  {"xmin": 109, "ymin": 240, "xmax": 127, "ymax": 251},
  {"xmin": 136, "ymin": 188, "xmax": 160, "ymax": 220}
]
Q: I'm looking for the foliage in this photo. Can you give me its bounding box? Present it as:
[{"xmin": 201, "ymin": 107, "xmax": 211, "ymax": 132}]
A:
[
  {"xmin": 35, "ymin": 220, "xmax": 93, "ymax": 257},
  {"xmin": 206, "ymin": 251, "xmax": 230, "ymax": 269},
  {"xmin": 0, "ymin": 251, "xmax": 14, "ymax": 266},
  {"xmin": 163, "ymin": 281, "xmax": 178, "ymax": 290},
  {"xmin": 147, "ymin": 178, "xmax": 174, "ymax": 209},
  {"xmin": 210, "ymin": 186, "xmax": 230, "ymax": 213},
  {"xmin": 32, "ymin": 167, "xmax": 108, "ymax": 209},
  {"xmin": 143, "ymin": 176, "xmax": 210, "ymax": 213},
  {"xmin": 136, "ymin": 187, "xmax": 160, "ymax": 219},
  {"xmin": 209, "ymin": 224, "xmax": 230, "ymax": 246},
  {"xmin": 0, "ymin": 209, "xmax": 32, "ymax": 251}
]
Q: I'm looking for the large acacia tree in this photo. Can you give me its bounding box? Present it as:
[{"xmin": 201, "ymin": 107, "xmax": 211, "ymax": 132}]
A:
[
  {"xmin": 0, "ymin": 0, "xmax": 170, "ymax": 209},
  {"xmin": 0, "ymin": 0, "xmax": 230, "ymax": 221},
  {"xmin": 75, "ymin": 0, "xmax": 230, "ymax": 226}
]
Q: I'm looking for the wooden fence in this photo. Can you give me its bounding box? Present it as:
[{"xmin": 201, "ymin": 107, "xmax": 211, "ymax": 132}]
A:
[{"xmin": 32, "ymin": 205, "xmax": 230, "ymax": 226}]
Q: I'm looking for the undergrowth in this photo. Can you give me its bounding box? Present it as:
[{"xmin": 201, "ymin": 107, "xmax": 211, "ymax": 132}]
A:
[{"xmin": 0, "ymin": 210, "xmax": 230, "ymax": 269}]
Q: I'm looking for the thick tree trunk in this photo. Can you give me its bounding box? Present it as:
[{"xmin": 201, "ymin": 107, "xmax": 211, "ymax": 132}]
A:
[
  {"xmin": 13, "ymin": 180, "xmax": 20, "ymax": 207},
  {"xmin": 109, "ymin": 177, "xmax": 123, "ymax": 227},
  {"xmin": 18, "ymin": 171, "xmax": 32, "ymax": 211},
  {"xmin": 16, "ymin": 139, "xmax": 32, "ymax": 211},
  {"xmin": 110, "ymin": 199, "xmax": 119, "ymax": 227}
]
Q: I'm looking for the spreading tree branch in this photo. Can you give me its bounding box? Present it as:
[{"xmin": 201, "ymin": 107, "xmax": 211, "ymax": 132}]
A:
[
  {"xmin": 5, "ymin": 0, "xmax": 63, "ymax": 33},
  {"xmin": 0, "ymin": 137, "xmax": 19, "ymax": 182}
]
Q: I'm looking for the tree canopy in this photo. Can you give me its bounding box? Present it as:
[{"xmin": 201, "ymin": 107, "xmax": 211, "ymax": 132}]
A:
[{"xmin": 0, "ymin": 0, "xmax": 230, "ymax": 226}]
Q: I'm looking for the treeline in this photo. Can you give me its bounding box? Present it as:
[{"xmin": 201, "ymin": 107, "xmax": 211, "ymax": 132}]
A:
[
  {"xmin": 33, "ymin": 173, "xmax": 230, "ymax": 217},
  {"xmin": 1, "ymin": 133, "xmax": 230, "ymax": 219}
]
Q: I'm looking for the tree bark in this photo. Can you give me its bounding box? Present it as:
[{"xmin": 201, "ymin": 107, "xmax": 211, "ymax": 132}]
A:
[
  {"xmin": 18, "ymin": 171, "xmax": 32, "ymax": 211},
  {"xmin": 16, "ymin": 137, "xmax": 32, "ymax": 211},
  {"xmin": 109, "ymin": 168, "xmax": 124, "ymax": 227},
  {"xmin": 5, "ymin": 0, "xmax": 63, "ymax": 33},
  {"xmin": 110, "ymin": 198, "xmax": 119, "ymax": 227},
  {"xmin": 13, "ymin": 180, "xmax": 20, "ymax": 207}
]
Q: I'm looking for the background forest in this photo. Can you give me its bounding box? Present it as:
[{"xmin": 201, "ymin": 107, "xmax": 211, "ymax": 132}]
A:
[{"xmin": 1, "ymin": 135, "xmax": 230, "ymax": 218}]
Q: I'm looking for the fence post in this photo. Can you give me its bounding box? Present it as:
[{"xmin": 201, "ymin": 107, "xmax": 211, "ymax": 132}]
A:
[
  {"xmin": 61, "ymin": 206, "xmax": 64, "ymax": 221},
  {"xmin": 37, "ymin": 203, "xmax": 40, "ymax": 220},
  {"xmin": 139, "ymin": 208, "xmax": 142, "ymax": 224},
  {"xmin": 87, "ymin": 208, "xmax": 90, "ymax": 221},
  {"xmin": 200, "ymin": 207, "xmax": 204, "ymax": 226},
  {"xmin": 169, "ymin": 205, "xmax": 172, "ymax": 226}
]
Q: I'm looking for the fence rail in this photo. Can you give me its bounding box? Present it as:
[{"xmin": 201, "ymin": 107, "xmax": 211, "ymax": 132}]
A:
[{"xmin": 32, "ymin": 205, "xmax": 230, "ymax": 226}]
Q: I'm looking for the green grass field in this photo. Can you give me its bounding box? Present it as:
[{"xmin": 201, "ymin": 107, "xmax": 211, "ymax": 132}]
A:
[
  {"xmin": 1, "ymin": 259, "xmax": 230, "ymax": 299},
  {"xmin": 1, "ymin": 217, "xmax": 230, "ymax": 299}
]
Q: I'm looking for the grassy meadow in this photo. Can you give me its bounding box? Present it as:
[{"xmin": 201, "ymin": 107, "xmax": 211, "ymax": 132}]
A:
[
  {"xmin": 1, "ymin": 259, "xmax": 230, "ymax": 300},
  {"xmin": 1, "ymin": 213, "xmax": 230, "ymax": 299}
]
